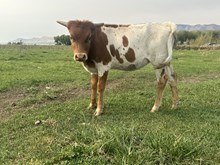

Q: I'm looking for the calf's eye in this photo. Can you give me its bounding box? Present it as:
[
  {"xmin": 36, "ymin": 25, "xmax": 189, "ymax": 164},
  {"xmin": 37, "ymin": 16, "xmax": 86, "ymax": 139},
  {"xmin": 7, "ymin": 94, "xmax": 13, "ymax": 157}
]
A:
[{"xmin": 85, "ymin": 36, "xmax": 92, "ymax": 43}]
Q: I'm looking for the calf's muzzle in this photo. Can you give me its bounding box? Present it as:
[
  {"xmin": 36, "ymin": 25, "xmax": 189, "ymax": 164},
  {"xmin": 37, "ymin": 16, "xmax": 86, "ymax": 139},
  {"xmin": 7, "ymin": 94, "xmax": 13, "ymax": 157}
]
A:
[{"xmin": 74, "ymin": 53, "xmax": 88, "ymax": 62}]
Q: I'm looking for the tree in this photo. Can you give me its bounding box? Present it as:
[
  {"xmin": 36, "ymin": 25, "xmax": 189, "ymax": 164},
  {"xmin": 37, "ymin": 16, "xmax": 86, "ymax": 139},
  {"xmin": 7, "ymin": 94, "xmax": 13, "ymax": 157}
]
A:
[
  {"xmin": 54, "ymin": 35, "xmax": 71, "ymax": 45},
  {"xmin": 212, "ymin": 30, "xmax": 220, "ymax": 43},
  {"xmin": 176, "ymin": 31, "xmax": 198, "ymax": 44}
]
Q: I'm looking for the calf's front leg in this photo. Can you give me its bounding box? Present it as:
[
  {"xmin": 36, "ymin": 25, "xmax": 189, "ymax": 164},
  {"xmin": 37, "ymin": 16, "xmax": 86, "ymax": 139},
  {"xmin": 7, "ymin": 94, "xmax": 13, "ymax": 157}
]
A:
[
  {"xmin": 95, "ymin": 71, "xmax": 108, "ymax": 116},
  {"xmin": 88, "ymin": 74, "xmax": 98, "ymax": 109}
]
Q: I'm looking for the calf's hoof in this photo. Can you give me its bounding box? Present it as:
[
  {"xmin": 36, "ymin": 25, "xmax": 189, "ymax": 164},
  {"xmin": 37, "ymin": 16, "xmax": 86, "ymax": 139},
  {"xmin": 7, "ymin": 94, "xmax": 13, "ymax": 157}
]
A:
[
  {"xmin": 87, "ymin": 103, "xmax": 97, "ymax": 110},
  {"xmin": 94, "ymin": 109, "xmax": 103, "ymax": 116},
  {"xmin": 171, "ymin": 100, "xmax": 180, "ymax": 109},
  {"xmin": 150, "ymin": 105, "xmax": 159, "ymax": 113}
]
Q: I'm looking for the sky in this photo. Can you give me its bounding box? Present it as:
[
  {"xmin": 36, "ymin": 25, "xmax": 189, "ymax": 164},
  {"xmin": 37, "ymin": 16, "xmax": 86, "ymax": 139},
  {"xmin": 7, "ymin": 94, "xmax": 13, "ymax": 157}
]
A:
[{"xmin": 0, "ymin": 0, "xmax": 220, "ymax": 43}]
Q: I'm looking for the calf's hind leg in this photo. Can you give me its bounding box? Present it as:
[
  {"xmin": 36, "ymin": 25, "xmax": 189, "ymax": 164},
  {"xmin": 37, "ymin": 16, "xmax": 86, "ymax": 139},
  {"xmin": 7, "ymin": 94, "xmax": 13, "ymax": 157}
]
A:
[
  {"xmin": 167, "ymin": 65, "xmax": 179, "ymax": 109},
  {"xmin": 151, "ymin": 68, "xmax": 168, "ymax": 112},
  {"xmin": 150, "ymin": 65, "xmax": 179, "ymax": 112}
]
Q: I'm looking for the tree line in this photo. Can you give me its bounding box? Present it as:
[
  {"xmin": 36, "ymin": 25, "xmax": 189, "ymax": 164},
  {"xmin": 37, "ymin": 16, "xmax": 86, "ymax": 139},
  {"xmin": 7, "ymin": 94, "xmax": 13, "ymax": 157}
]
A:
[
  {"xmin": 176, "ymin": 30, "xmax": 220, "ymax": 46},
  {"xmin": 54, "ymin": 30, "xmax": 220, "ymax": 48}
]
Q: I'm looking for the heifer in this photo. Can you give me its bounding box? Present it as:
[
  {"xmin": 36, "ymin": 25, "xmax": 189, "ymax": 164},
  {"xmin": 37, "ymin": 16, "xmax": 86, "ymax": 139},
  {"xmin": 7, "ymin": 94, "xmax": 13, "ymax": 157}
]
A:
[{"xmin": 57, "ymin": 20, "xmax": 179, "ymax": 116}]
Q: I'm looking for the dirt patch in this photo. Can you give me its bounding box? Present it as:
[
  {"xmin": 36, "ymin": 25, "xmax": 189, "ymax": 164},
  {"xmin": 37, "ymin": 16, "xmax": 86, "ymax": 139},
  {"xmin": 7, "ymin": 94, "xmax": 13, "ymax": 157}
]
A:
[
  {"xmin": 179, "ymin": 72, "xmax": 220, "ymax": 83},
  {"xmin": 107, "ymin": 78, "xmax": 126, "ymax": 89},
  {"xmin": 0, "ymin": 78, "xmax": 126, "ymax": 119},
  {"xmin": 0, "ymin": 86, "xmax": 90, "ymax": 119},
  {"xmin": 0, "ymin": 89, "xmax": 26, "ymax": 118}
]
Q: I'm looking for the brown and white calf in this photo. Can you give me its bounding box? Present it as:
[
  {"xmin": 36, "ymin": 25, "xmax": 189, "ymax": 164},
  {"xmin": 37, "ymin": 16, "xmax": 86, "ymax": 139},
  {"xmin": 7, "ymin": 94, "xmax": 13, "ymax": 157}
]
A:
[{"xmin": 57, "ymin": 20, "xmax": 179, "ymax": 116}]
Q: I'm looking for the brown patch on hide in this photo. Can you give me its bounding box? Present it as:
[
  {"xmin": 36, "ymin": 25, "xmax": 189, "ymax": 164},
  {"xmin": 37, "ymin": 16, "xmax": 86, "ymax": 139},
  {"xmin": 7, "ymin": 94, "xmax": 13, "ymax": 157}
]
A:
[
  {"xmin": 122, "ymin": 35, "xmax": 129, "ymax": 47},
  {"xmin": 125, "ymin": 48, "xmax": 136, "ymax": 62},
  {"xmin": 110, "ymin": 44, "xmax": 124, "ymax": 64}
]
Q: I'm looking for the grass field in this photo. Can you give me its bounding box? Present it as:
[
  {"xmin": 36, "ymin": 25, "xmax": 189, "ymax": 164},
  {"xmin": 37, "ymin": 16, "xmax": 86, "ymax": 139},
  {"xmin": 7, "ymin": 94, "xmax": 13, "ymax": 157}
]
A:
[{"xmin": 0, "ymin": 45, "xmax": 220, "ymax": 164}]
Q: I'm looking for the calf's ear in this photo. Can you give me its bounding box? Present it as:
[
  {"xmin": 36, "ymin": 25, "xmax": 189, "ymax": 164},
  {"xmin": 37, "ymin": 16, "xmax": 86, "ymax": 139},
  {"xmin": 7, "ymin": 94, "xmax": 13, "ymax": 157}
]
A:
[
  {"xmin": 57, "ymin": 21, "xmax": 68, "ymax": 27},
  {"xmin": 94, "ymin": 23, "xmax": 104, "ymax": 27},
  {"xmin": 90, "ymin": 23, "xmax": 104, "ymax": 33}
]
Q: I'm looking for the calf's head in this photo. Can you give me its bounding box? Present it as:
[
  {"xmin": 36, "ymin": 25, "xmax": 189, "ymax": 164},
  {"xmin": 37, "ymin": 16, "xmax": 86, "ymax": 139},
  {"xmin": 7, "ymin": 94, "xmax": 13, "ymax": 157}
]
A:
[{"xmin": 57, "ymin": 20, "xmax": 103, "ymax": 62}]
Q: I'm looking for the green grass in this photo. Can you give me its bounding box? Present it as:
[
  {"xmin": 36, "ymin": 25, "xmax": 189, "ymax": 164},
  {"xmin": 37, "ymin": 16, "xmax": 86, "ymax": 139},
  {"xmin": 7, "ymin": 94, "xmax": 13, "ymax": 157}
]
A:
[{"xmin": 0, "ymin": 45, "xmax": 220, "ymax": 164}]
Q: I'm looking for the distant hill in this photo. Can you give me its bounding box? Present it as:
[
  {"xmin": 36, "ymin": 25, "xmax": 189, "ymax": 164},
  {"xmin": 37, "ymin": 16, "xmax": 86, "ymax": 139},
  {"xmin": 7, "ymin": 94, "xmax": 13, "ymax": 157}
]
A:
[
  {"xmin": 10, "ymin": 36, "xmax": 55, "ymax": 45},
  {"xmin": 177, "ymin": 24, "xmax": 220, "ymax": 31}
]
